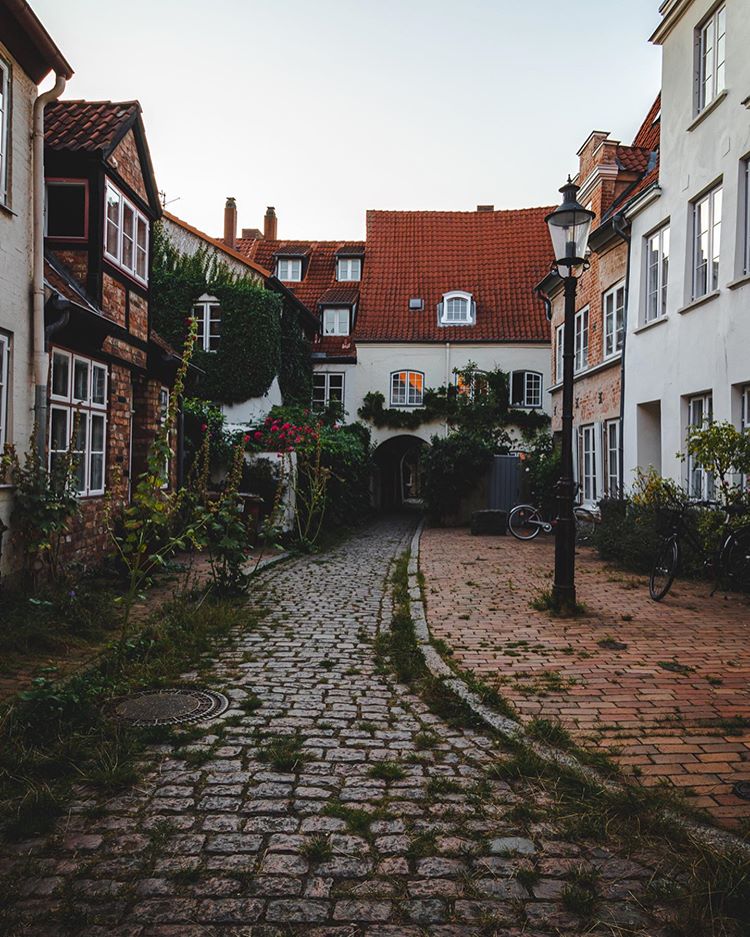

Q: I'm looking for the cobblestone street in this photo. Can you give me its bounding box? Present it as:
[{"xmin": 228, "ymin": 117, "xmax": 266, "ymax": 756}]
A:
[
  {"xmin": 0, "ymin": 518, "xmax": 678, "ymax": 936},
  {"xmin": 421, "ymin": 527, "xmax": 750, "ymax": 829}
]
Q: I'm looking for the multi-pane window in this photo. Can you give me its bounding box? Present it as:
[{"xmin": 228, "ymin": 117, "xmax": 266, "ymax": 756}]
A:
[
  {"xmin": 456, "ymin": 373, "xmax": 487, "ymax": 400},
  {"xmin": 391, "ymin": 370, "xmax": 424, "ymax": 407},
  {"xmin": 0, "ymin": 333, "xmax": 9, "ymax": 451},
  {"xmin": 645, "ymin": 225, "xmax": 670, "ymax": 322},
  {"xmin": 603, "ymin": 282, "xmax": 625, "ymax": 358},
  {"xmin": 193, "ymin": 297, "xmax": 221, "ymax": 351},
  {"xmin": 511, "ymin": 371, "xmax": 542, "ymax": 408},
  {"xmin": 276, "ymin": 258, "xmax": 302, "ymax": 282},
  {"xmin": 337, "ymin": 257, "xmax": 361, "ymax": 281},
  {"xmin": 697, "ymin": 4, "xmax": 726, "ymax": 114},
  {"xmin": 159, "ymin": 387, "xmax": 170, "ymax": 488},
  {"xmin": 440, "ymin": 292, "xmax": 473, "ymax": 325},
  {"xmin": 312, "ymin": 373, "xmax": 344, "ymax": 410},
  {"xmin": 574, "ymin": 308, "xmax": 589, "ymax": 373},
  {"xmin": 0, "ymin": 59, "xmax": 10, "ymax": 205},
  {"xmin": 605, "ymin": 419, "xmax": 621, "ymax": 499},
  {"xmin": 687, "ymin": 393, "xmax": 714, "ymax": 500},
  {"xmin": 578, "ymin": 424, "xmax": 597, "ymax": 504},
  {"xmin": 693, "ymin": 184, "xmax": 722, "ymax": 298},
  {"xmin": 322, "ymin": 308, "xmax": 349, "ymax": 336},
  {"xmin": 49, "ymin": 349, "xmax": 108, "ymax": 497},
  {"xmin": 104, "ymin": 181, "xmax": 148, "ymax": 283},
  {"xmin": 46, "ymin": 180, "xmax": 88, "ymax": 239},
  {"xmin": 555, "ymin": 324, "xmax": 564, "ymax": 383}
]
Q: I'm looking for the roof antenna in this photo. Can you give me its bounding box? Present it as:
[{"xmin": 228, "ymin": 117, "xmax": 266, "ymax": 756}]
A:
[{"xmin": 159, "ymin": 190, "xmax": 181, "ymax": 208}]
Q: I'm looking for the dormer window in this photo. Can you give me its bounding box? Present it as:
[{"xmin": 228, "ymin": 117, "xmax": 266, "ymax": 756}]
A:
[
  {"xmin": 323, "ymin": 308, "xmax": 349, "ymax": 336},
  {"xmin": 276, "ymin": 258, "xmax": 302, "ymax": 282},
  {"xmin": 104, "ymin": 180, "xmax": 148, "ymax": 284},
  {"xmin": 337, "ymin": 257, "xmax": 362, "ymax": 281},
  {"xmin": 439, "ymin": 291, "xmax": 475, "ymax": 325}
]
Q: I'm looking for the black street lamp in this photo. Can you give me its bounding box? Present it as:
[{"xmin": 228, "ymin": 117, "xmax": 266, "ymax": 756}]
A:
[{"xmin": 545, "ymin": 179, "xmax": 595, "ymax": 612}]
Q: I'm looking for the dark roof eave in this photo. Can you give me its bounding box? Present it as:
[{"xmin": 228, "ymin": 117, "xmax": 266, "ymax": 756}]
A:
[
  {"xmin": 267, "ymin": 276, "xmax": 319, "ymax": 331},
  {"xmin": 354, "ymin": 337, "xmax": 550, "ymax": 345},
  {"xmin": 2, "ymin": 0, "xmax": 73, "ymax": 82}
]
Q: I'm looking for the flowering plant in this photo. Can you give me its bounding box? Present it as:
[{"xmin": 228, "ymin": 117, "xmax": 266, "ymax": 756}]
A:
[{"xmin": 246, "ymin": 414, "xmax": 323, "ymax": 454}]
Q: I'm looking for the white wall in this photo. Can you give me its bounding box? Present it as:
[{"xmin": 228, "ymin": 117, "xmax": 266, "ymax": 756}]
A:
[
  {"xmin": 0, "ymin": 44, "xmax": 36, "ymax": 574},
  {"xmin": 224, "ymin": 376, "xmax": 284, "ymax": 428},
  {"xmin": 315, "ymin": 341, "xmax": 552, "ymax": 449},
  {"xmin": 624, "ymin": 0, "xmax": 750, "ymax": 490}
]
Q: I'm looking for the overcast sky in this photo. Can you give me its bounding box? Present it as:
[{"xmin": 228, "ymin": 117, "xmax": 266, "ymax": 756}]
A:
[{"xmin": 34, "ymin": 0, "xmax": 662, "ymax": 241}]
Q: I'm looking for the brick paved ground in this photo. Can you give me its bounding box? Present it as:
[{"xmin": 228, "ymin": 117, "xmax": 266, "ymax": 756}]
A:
[
  {"xmin": 420, "ymin": 527, "xmax": 750, "ymax": 829},
  {"xmin": 0, "ymin": 518, "xmax": 675, "ymax": 935}
]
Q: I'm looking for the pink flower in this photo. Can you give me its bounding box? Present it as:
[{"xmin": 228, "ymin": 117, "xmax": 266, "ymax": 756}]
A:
[
  {"xmin": 201, "ymin": 423, "xmax": 208, "ymax": 432},
  {"xmin": 254, "ymin": 431, "xmax": 263, "ymax": 440},
  {"xmin": 270, "ymin": 425, "xmax": 279, "ymax": 432},
  {"xmin": 295, "ymin": 435, "xmax": 303, "ymax": 443},
  {"xmin": 282, "ymin": 422, "xmax": 291, "ymax": 430},
  {"xmin": 243, "ymin": 434, "xmax": 251, "ymax": 443}
]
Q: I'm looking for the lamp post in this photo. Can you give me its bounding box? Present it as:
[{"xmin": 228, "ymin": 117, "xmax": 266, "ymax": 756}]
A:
[{"xmin": 545, "ymin": 179, "xmax": 595, "ymax": 613}]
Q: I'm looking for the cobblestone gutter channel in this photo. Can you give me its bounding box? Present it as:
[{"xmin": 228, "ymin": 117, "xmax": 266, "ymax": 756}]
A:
[
  {"xmin": 408, "ymin": 520, "xmax": 750, "ymax": 860},
  {"xmin": 0, "ymin": 517, "xmax": 744, "ymax": 935}
]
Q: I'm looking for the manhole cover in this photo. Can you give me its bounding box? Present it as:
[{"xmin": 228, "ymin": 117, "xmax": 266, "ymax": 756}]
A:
[
  {"xmin": 106, "ymin": 688, "xmax": 229, "ymax": 726},
  {"xmin": 733, "ymin": 781, "xmax": 750, "ymax": 802}
]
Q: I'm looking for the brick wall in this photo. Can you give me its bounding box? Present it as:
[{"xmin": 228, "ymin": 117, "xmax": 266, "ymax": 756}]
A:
[
  {"xmin": 129, "ymin": 291, "xmax": 148, "ymax": 342},
  {"xmin": 109, "ymin": 130, "xmax": 148, "ymax": 203},
  {"xmin": 102, "ymin": 273, "xmax": 127, "ymax": 327}
]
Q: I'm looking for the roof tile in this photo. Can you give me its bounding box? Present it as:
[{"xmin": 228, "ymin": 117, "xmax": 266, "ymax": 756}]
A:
[{"xmin": 45, "ymin": 99, "xmax": 139, "ymax": 152}]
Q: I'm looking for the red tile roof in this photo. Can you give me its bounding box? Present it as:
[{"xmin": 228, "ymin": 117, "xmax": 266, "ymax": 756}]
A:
[
  {"xmin": 312, "ymin": 335, "xmax": 357, "ymax": 361},
  {"xmin": 616, "ymin": 145, "xmax": 653, "ymax": 174},
  {"xmin": 318, "ymin": 286, "xmax": 360, "ymax": 306},
  {"xmin": 237, "ymin": 238, "xmax": 365, "ymax": 313},
  {"xmin": 632, "ymin": 94, "xmax": 661, "ymax": 152},
  {"xmin": 356, "ymin": 208, "xmax": 554, "ymax": 343},
  {"xmin": 600, "ymin": 95, "xmax": 661, "ymax": 222},
  {"xmin": 45, "ymin": 100, "xmax": 140, "ymax": 153}
]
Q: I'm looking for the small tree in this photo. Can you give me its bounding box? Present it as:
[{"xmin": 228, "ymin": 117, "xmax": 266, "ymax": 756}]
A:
[{"xmin": 684, "ymin": 420, "xmax": 750, "ymax": 507}]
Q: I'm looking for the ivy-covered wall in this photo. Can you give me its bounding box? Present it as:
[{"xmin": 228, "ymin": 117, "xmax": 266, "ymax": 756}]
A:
[{"xmin": 152, "ymin": 223, "xmax": 310, "ymax": 407}]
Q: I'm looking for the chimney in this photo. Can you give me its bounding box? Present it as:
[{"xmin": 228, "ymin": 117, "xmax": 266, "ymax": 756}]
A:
[
  {"xmin": 264, "ymin": 206, "xmax": 278, "ymax": 240},
  {"xmin": 477, "ymin": 204, "xmax": 494, "ymax": 212},
  {"xmin": 223, "ymin": 197, "xmax": 237, "ymax": 249}
]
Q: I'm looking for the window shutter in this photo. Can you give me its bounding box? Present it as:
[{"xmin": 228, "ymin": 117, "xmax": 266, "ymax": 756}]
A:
[
  {"xmin": 594, "ymin": 422, "xmax": 604, "ymax": 503},
  {"xmin": 510, "ymin": 372, "xmax": 524, "ymax": 406}
]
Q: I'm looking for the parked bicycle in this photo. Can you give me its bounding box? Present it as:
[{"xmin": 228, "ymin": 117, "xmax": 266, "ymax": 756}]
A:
[
  {"xmin": 649, "ymin": 496, "xmax": 750, "ymax": 600},
  {"xmin": 507, "ymin": 500, "xmax": 598, "ymax": 544}
]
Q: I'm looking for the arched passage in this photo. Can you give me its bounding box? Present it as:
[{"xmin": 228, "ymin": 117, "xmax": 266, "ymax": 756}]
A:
[{"xmin": 372, "ymin": 435, "xmax": 428, "ymax": 511}]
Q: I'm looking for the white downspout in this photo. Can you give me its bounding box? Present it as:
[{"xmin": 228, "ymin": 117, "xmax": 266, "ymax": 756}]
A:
[{"xmin": 32, "ymin": 73, "xmax": 67, "ymax": 456}]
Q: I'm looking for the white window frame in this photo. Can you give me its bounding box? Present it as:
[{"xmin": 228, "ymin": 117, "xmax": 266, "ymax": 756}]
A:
[
  {"xmin": 578, "ymin": 424, "xmax": 598, "ymax": 504},
  {"xmin": 440, "ymin": 291, "xmax": 474, "ymax": 326},
  {"xmin": 322, "ymin": 307, "xmax": 350, "ymax": 337},
  {"xmin": 312, "ymin": 372, "xmax": 345, "ymax": 410},
  {"xmin": 605, "ymin": 419, "xmax": 621, "ymax": 499},
  {"xmin": 740, "ymin": 384, "xmax": 750, "ymax": 491},
  {"xmin": 574, "ymin": 307, "xmax": 589, "ymax": 374},
  {"xmin": 336, "ymin": 257, "xmax": 361, "ymax": 281},
  {"xmin": 104, "ymin": 180, "xmax": 149, "ymax": 284},
  {"xmin": 692, "ymin": 184, "xmax": 722, "ymax": 299},
  {"xmin": 0, "ymin": 58, "xmax": 10, "ymax": 206},
  {"xmin": 555, "ymin": 324, "xmax": 564, "ymax": 384},
  {"xmin": 511, "ymin": 370, "xmax": 542, "ymax": 408},
  {"xmin": 159, "ymin": 386, "xmax": 170, "ymax": 488},
  {"xmin": 391, "ymin": 370, "xmax": 424, "ymax": 407},
  {"xmin": 645, "ymin": 224, "xmax": 670, "ymax": 323},
  {"xmin": 193, "ymin": 295, "xmax": 221, "ymax": 352},
  {"xmin": 48, "ymin": 349, "xmax": 108, "ymax": 497},
  {"xmin": 743, "ymin": 158, "xmax": 750, "ymax": 277},
  {"xmin": 0, "ymin": 333, "xmax": 9, "ymax": 451},
  {"xmin": 276, "ymin": 257, "xmax": 302, "ymax": 282},
  {"xmin": 686, "ymin": 392, "xmax": 714, "ymax": 500},
  {"xmin": 696, "ymin": 4, "xmax": 726, "ymax": 114},
  {"xmin": 603, "ymin": 281, "xmax": 625, "ymax": 359}
]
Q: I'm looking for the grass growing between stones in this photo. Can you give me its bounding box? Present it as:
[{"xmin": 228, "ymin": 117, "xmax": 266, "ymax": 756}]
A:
[{"xmin": 0, "ymin": 595, "xmax": 250, "ymax": 842}]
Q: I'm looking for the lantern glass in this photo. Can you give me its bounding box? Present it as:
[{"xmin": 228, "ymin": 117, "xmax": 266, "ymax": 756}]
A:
[{"xmin": 545, "ymin": 182, "xmax": 595, "ymax": 275}]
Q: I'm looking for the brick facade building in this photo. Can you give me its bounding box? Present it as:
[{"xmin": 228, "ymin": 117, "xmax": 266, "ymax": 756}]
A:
[
  {"xmin": 538, "ymin": 98, "xmax": 660, "ymax": 505},
  {"xmin": 41, "ymin": 100, "xmax": 180, "ymax": 566}
]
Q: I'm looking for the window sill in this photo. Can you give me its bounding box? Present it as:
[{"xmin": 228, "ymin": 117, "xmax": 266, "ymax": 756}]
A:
[
  {"xmin": 677, "ymin": 290, "xmax": 720, "ymax": 315},
  {"xmin": 390, "ymin": 403, "xmax": 424, "ymax": 409},
  {"xmin": 0, "ymin": 200, "xmax": 17, "ymax": 218},
  {"xmin": 687, "ymin": 89, "xmax": 728, "ymax": 132},
  {"xmin": 634, "ymin": 315, "xmax": 668, "ymax": 335},
  {"xmin": 727, "ymin": 273, "xmax": 750, "ymax": 291}
]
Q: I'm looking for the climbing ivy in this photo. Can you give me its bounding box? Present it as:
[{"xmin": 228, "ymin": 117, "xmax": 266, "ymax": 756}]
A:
[
  {"xmin": 278, "ymin": 304, "xmax": 312, "ymax": 405},
  {"xmin": 358, "ymin": 365, "xmax": 550, "ymax": 437},
  {"xmin": 151, "ymin": 223, "xmax": 282, "ymax": 405}
]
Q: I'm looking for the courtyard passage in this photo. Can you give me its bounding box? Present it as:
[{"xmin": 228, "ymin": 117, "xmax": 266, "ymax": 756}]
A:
[
  {"xmin": 0, "ymin": 518, "xmax": 674, "ymax": 935},
  {"xmin": 421, "ymin": 527, "xmax": 750, "ymax": 829}
]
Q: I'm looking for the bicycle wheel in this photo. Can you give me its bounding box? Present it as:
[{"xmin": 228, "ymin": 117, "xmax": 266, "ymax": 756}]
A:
[
  {"xmin": 649, "ymin": 536, "xmax": 679, "ymax": 601},
  {"xmin": 508, "ymin": 504, "xmax": 544, "ymax": 541},
  {"xmin": 724, "ymin": 527, "xmax": 750, "ymax": 592},
  {"xmin": 575, "ymin": 509, "xmax": 597, "ymax": 544}
]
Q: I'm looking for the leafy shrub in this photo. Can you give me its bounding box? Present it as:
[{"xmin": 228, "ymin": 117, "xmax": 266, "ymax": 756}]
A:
[
  {"xmin": 421, "ymin": 432, "xmax": 507, "ymax": 523},
  {"xmin": 524, "ymin": 433, "xmax": 560, "ymax": 517}
]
